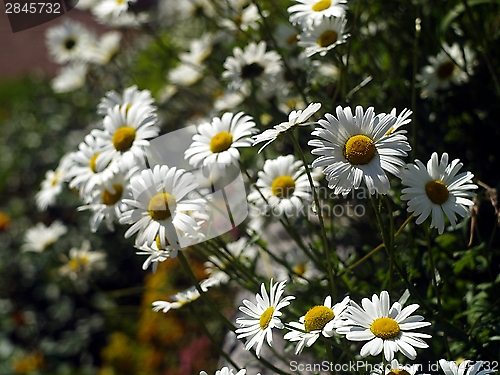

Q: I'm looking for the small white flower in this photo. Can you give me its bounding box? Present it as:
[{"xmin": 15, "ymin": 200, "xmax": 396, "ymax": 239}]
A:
[
  {"xmin": 35, "ymin": 153, "xmax": 73, "ymax": 211},
  {"xmin": 337, "ymin": 290, "xmax": 431, "ymax": 361},
  {"xmin": 298, "ymin": 16, "xmax": 349, "ymax": 57},
  {"xmin": 439, "ymin": 360, "xmax": 495, "ymax": 375},
  {"xmin": 400, "ymin": 152, "xmax": 477, "ymax": 234},
  {"xmin": 284, "ymin": 295, "xmax": 349, "ymax": 354},
  {"xmin": 235, "ymin": 279, "xmax": 294, "ymax": 358},
  {"xmin": 288, "ymin": 0, "xmax": 348, "ymax": 28},
  {"xmin": 51, "ymin": 63, "xmax": 87, "ymax": 93},
  {"xmin": 45, "ymin": 19, "xmax": 93, "ymax": 64},
  {"xmin": 417, "ymin": 43, "xmax": 476, "ymax": 98},
  {"xmin": 309, "ymin": 106, "xmax": 411, "ymax": 196},
  {"xmin": 92, "ymin": 0, "xmax": 137, "ymax": 20},
  {"xmin": 371, "ymin": 359, "xmax": 421, "ymax": 375},
  {"xmin": 22, "ymin": 221, "xmax": 67, "ymax": 252},
  {"xmin": 59, "ymin": 240, "xmax": 106, "ymax": 280},
  {"xmin": 97, "ymin": 85, "xmax": 155, "ymax": 116},
  {"xmin": 200, "ymin": 367, "xmax": 250, "ymax": 375},
  {"xmin": 87, "ymin": 31, "xmax": 121, "ymax": 65},
  {"xmin": 253, "ymin": 102, "xmax": 321, "ymax": 153},
  {"xmin": 152, "ymin": 286, "xmax": 200, "ymax": 313}
]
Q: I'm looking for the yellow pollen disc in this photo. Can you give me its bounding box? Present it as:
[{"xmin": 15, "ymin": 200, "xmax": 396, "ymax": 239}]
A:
[
  {"xmin": 155, "ymin": 234, "xmax": 170, "ymax": 249},
  {"xmin": 293, "ymin": 263, "xmax": 307, "ymax": 276},
  {"xmin": 209, "ymin": 132, "xmax": 233, "ymax": 153},
  {"xmin": 370, "ymin": 317, "xmax": 401, "ymax": 339},
  {"xmin": 260, "ymin": 306, "xmax": 275, "ymax": 329},
  {"xmin": 312, "ymin": 0, "xmax": 331, "ymax": 12},
  {"xmin": 89, "ymin": 153, "xmax": 100, "ymax": 173},
  {"xmin": 112, "ymin": 126, "xmax": 136, "ymax": 152},
  {"xmin": 318, "ymin": 30, "xmax": 338, "ymax": 47},
  {"xmin": 389, "ymin": 370, "xmax": 410, "ymax": 375},
  {"xmin": 343, "ymin": 135, "xmax": 377, "ymax": 165},
  {"xmin": 425, "ymin": 180, "xmax": 449, "ymax": 205},
  {"xmin": 304, "ymin": 305, "xmax": 334, "ymax": 332},
  {"xmin": 148, "ymin": 193, "xmax": 176, "ymax": 221},
  {"xmin": 437, "ymin": 60, "xmax": 456, "ymax": 80},
  {"xmin": 271, "ymin": 175, "xmax": 296, "ymax": 198},
  {"xmin": 101, "ymin": 184, "xmax": 123, "ymax": 206},
  {"xmin": 69, "ymin": 258, "xmax": 80, "ymax": 271}
]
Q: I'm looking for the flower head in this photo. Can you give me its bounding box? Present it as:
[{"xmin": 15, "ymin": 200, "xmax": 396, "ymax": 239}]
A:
[
  {"xmin": 298, "ymin": 16, "xmax": 349, "ymax": 57},
  {"xmin": 284, "ymin": 296, "xmax": 349, "ymax": 354},
  {"xmin": 309, "ymin": 106, "xmax": 411, "ymax": 196},
  {"xmin": 235, "ymin": 279, "xmax": 295, "ymax": 358},
  {"xmin": 337, "ymin": 291, "xmax": 431, "ymax": 361},
  {"xmin": 288, "ymin": 0, "xmax": 348, "ymax": 27},
  {"xmin": 439, "ymin": 360, "xmax": 495, "ymax": 375},
  {"xmin": 400, "ymin": 152, "xmax": 477, "ymax": 234},
  {"xmin": 22, "ymin": 221, "xmax": 67, "ymax": 252}
]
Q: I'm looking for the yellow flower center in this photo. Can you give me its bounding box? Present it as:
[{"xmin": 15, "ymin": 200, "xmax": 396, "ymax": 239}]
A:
[
  {"xmin": 259, "ymin": 306, "xmax": 275, "ymax": 329},
  {"xmin": 101, "ymin": 184, "xmax": 123, "ymax": 206},
  {"xmin": 312, "ymin": 0, "xmax": 331, "ymax": 11},
  {"xmin": 112, "ymin": 126, "xmax": 136, "ymax": 152},
  {"xmin": 293, "ymin": 263, "xmax": 307, "ymax": 276},
  {"xmin": 370, "ymin": 317, "xmax": 401, "ymax": 339},
  {"xmin": 271, "ymin": 175, "xmax": 296, "ymax": 198},
  {"xmin": 209, "ymin": 132, "xmax": 233, "ymax": 153},
  {"xmin": 89, "ymin": 153, "xmax": 100, "ymax": 173},
  {"xmin": 148, "ymin": 193, "xmax": 176, "ymax": 221},
  {"xmin": 343, "ymin": 135, "xmax": 377, "ymax": 165},
  {"xmin": 425, "ymin": 180, "xmax": 449, "ymax": 205},
  {"xmin": 304, "ymin": 305, "xmax": 334, "ymax": 332},
  {"xmin": 388, "ymin": 370, "xmax": 410, "ymax": 375},
  {"xmin": 317, "ymin": 30, "xmax": 338, "ymax": 47},
  {"xmin": 437, "ymin": 60, "xmax": 456, "ymax": 80},
  {"xmin": 69, "ymin": 256, "xmax": 88, "ymax": 271},
  {"xmin": 155, "ymin": 234, "xmax": 170, "ymax": 249}
]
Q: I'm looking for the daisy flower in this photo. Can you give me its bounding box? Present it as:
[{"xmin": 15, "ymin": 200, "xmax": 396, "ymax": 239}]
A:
[
  {"xmin": 22, "ymin": 221, "xmax": 67, "ymax": 252},
  {"xmin": 219, "ymin": 2, "xmax": 262, "ymax": 32},
  {"xmin": 309, "ymin": 106, "xmax": 411, "ymax": 196},
  {"xmin": 184, "ymin": 112, "xmax": 256, "ymax": 175},
  {"xmin": 200, "ymin": 367, "xmax": 249, "ymax": 375},
  {"xmin": 235, "ymin": 279, "xmax": 295, "ymax": 358},
  {"xmin": 439, "ymin": 360, "xmax": 495, "ymax": 375},
  {"xmin": 298, "ymin": 16, "xmax": 349, "ymax": 57},
  {"xmin": 120, "ymin": 165, "xmax": 207, "ymax": 249},
  {"xmin": 336, "ymin": 290, "xmax": 431, "ymax": 361},
  {"xmin": 400, "ymin": 152, "xmax": 477, "ymax": 234},
  {"xmin": 385, "ymin": 108, "xmax": 413, "ymax": 136},
  {"xmin": 284, "ymin": 296, "xmax": 349, "ymax": 354},
  {"xmin": 288, "ymin": 0, "xmax": 348, "ymax": 27},
  {"xmin": 253, "ymin": 102, "xmax": 321, "ymax": 153},
  {"xmin": 92, "ymin": 0, "xmax": 137, "ymax": 20},
  {"xmin": 87, "ymin": 31, "xmax": 121, "ymax": 65},
  {"xmin": 152, "ymin": 286, "xmax": 200, "ymax": 313},
  {"xmin": 35, "ymin": 153, "xmax": 73, "ymax": 211},
  {"xmin": 77, "ymin": 164, "xmax": 138, "ymax": 233},
  {"xmin": 417, "ymin": 43, "xmax": 476, "ymax": 98},
  {"xmin": 51, "ymin": 63, "xmax": 88, "ymax": 93},
  {"xmin": 92, "ymin": 103, "xmax": 159, "ymax": 170},
  {"xmin": 45, "ymin": 20, "xmax": 93, "ymax": 64},
  {"xmin": 371, "ymin": 359, "xmax": 421, "ymax": 375},
  {"xmin": 59, "ymin": 240, "xmax": 106, "ymax": 281},
  {"xmin": 97, "ymin": 85, "xmax": 155, "ymax": 116},
  {"xmin": 222, "ymin": 41, "xmax": 282, "ymax": 92},
  {"xmin": 247, "ymin": 155, "xmax": 319, "ymax": 217}
]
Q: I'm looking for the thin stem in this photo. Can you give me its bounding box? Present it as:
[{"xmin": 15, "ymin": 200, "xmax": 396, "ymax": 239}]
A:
[
  {"xmin": 289, "ymin": 132, "xmax": 337, "ymax": 300},
  {"xmin": 424, "ymin": 225, "xmax": 452, "ymax": 358},
  {"xmin": 326, "ymin": 343, "xmax": 336, "ymax": 375},
  {"xmin": 411, "ymin": 8, "xmax": 421, "ymax": 160}
]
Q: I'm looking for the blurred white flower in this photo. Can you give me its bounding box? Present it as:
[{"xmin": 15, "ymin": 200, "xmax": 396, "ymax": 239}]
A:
[
  {"xmin": 22, "ymin": 221, "xmax": 67, "ymax": 252},
  {"xmin": 59, "ymin": 240, "xmax": 106, "ymax": 280},
  {"xmin": 51, "ymin": 63, "xmax": 87, "ymax": 94}
]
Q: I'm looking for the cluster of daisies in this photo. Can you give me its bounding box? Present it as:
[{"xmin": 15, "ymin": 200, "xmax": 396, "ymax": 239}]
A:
[{"xmin": 45, "ymin": 19, "xmax": 122, "ymax": 93}]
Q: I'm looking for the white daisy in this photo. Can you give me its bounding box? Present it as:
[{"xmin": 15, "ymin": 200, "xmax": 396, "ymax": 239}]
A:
[
  {"xmin": 371, "ymin": 359, "xmax": 421, "ymax": 375},
  {"xmin": 219, "ymin": 2, "xmax": 262, "ymax": 32},
  {"xmin": 247, "ymin": 155, "xmax": 318, "ymax": 217},
  {"xmin": 87, "ymin": 31, "xmax": 121, "ymax": 65},
  {"xmin": 184, "ymin": 112, "xmax": 256, "ymax": 175},
  {"xmin": 284, "ymin": 295, "xmax": 349, "ymax": 354},
  {"xmin": 92, "ymin": 0, "xmax": 137, "ymax": 20},
  {"xmin": 77, "ymin": 164, "xmax": 138, "ymax": 233},
  {"xmin": 309, "ymin": 106, "xmax": 412, "ymax": 196},
  {"xmin": 417, "ymin": 43, "xmax": 476, "ymax": 98},
  {"xmin": 152, "ymin": 286, "xmax": 200, "ymax": 313},
  {"xmin": 336, "ymin": 290, "xmax": 431, "ymax": 361},
  {"xmin": 252, "ymin": 102, "xmax": 321, "ymax": 153},
  {"xmin": 35, "ymin": 153, "xmax": 73, "ymax": 211},
  {"xmin": 21, "ymin": 221, "xmax": 68, "ymax": 252},
  {"xmin": 51, "ymin": 63, "xmax": 88, "ymax": 93},
  {"xmin": 439, "ymin": 360, "xmax": 495, "ymax": 375},
  {"xmin": 235, "ymin": 279, "xmax": 295, "ymax": 358},
  {"xmin": 59, "ymin": 240, "xmax": 106, "ymax": 281},
  {"xmin": 386, "ymin": 108, "xmax": 413, "ymax": 135},
  {"xmin": 298, "ymin": 16, "xmax": 349, "ymax": 57},
  {"xmin": 400, "ymin": 152, "xmax": 477, "ymax": 234},
  {"xmin": 97, "ymin": 85, "xmax": 155, "ymax": 116},
  {"xmin": 120, "ymin": 165, "xmax": 207, "ymax": 249},
  {"xmin": 222, "ymin": 41, "xmax": 282, "ymax": 92},
  {"xmin": 200, "ymin": 367, "xmax": 250, "ymax": 375},
  {"xmin": 92, "ymin": 103, "xmax": 159, "ymax": 170},
  {"xmin": 168, "ymin": 63, "xmax": 205, "ymax": 87},
  {"xmin": 45, "ymin": 20, "xmax": 93, "ymax": 64},
  {"xmin": 288, "ymin": 0, "xmax": 348, "ymax": 28}
]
